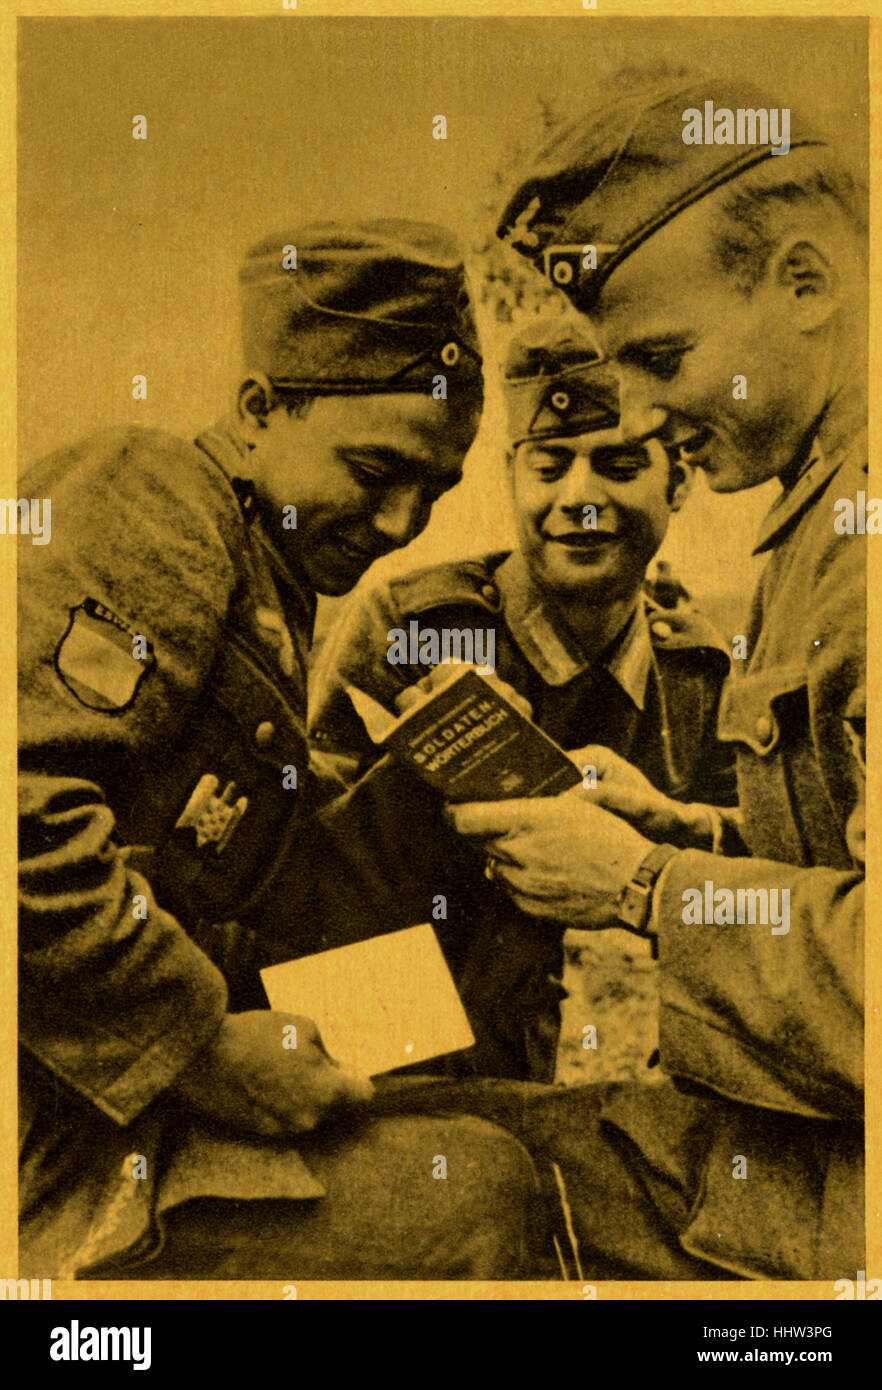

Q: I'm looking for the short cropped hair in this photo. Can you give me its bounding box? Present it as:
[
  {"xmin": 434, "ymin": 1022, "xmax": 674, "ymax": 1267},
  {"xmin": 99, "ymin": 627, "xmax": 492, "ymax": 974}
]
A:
[
  {"xmin": 269, "ymin": 386, "xmax": 314, "ymax": 420},
  {"xmin": 268, "ymin": 386, "xmax": 482, "ymax": 422},
  {"xmin": 708, "ymin": 148, "xmax": 867, "ymax": 295}
]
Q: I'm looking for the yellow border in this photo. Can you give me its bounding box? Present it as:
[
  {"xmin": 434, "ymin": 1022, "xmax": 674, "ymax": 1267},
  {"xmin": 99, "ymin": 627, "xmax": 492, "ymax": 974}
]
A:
[
  {"xmin": 3, "ymin": 1, "xmax": 881, "ymax": 15},
  {"xmin": 2, "ymin": 0, "xmax": 879, "ymax": 1304}
]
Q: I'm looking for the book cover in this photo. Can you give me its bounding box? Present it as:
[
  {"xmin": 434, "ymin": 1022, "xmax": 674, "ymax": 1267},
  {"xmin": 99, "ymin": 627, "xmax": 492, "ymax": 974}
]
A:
[{"xmin": 346, "ymin": 665, "xmax": 583, "ymax": 803}]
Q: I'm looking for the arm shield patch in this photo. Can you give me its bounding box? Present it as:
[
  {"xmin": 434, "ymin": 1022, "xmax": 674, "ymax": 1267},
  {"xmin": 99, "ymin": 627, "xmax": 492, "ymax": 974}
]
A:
[{"xmin": 54, "ymin": 600, "xmax": 154, "ymax": 710}]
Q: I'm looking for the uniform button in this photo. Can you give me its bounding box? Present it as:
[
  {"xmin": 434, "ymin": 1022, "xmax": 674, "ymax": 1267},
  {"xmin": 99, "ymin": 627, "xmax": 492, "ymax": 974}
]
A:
[
  {"xmin": 651, "ymin": 621, "xmax": 673, "ymax": 641},
  {"xmin": 755, "ymin": 715, "xmax": 773, "ymax": 744},
  {"xmin": 255, "ymin": 720, "xmax": 276, "ymax": 748}
]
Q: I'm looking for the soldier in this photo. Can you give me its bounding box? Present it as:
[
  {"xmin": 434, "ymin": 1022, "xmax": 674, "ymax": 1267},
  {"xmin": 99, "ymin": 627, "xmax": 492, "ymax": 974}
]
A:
[
  {"xmin": 17, "ymin": 220, "xmax": 547, "ymax": 1280},
  {"xmin": 309, "ymin": 315, "xmax": 737, "ymax": 1083},
  {"xmin": 428, "ymin": 77, "xmax": 865, "ymax": 1279}
]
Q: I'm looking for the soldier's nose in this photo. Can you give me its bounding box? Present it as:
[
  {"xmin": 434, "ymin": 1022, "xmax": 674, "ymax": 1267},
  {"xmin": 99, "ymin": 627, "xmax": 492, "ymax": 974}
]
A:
[
  {"xmin": 615, "ymin": 371, "xmax": 668, "ymax": 443},
  {"xmin": 372, "ymin": 485, "xmax": 426, "ymax": 548},
  {"xmin": 619, "ymin": 405, "xmax": 668, "ymax": 444},
  {"xmin": 558, "ymin": 455, "xmax": 609, "ymax": 511}
]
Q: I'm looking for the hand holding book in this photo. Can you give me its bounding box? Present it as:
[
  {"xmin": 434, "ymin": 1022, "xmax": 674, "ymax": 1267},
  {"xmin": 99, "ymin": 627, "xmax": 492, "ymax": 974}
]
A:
[
  {"xmin": 448, "ymin": 790, "xmax": 652, "ymax": 931},
  {"xmin": 346, "ymin": 662, "xmax": 583, "ymax": 803},
  {"xmin": 395, "ymin": 661, "xmax": 534, "ymax": 724}
]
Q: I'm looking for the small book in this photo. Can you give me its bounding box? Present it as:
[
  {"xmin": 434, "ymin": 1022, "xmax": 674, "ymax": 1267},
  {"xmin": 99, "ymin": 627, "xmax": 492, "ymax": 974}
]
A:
[
  {"xmin": 260, "ymin": 923, "xmax": 475, "ymax": 1077},
  {"xmin": 346, "ymin": 664, "xmax": 583, "ymax": 802}
]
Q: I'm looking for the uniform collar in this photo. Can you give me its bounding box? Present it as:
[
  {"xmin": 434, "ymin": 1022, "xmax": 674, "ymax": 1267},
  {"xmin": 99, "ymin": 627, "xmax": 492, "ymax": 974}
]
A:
[
  {"xmin": 194, "ymin": 415, "xmax": 317, "ymax": 623},
  {"xmin": 753, "ymin": 382, "xmax": 866, "ymax": 555},
  {"xmin": 194, "ymin": 414, "xmax": 252, "ymax": 480},
  {"xmin": 494, "ymin": 549, "xmax": 651, "ymax": 708}
]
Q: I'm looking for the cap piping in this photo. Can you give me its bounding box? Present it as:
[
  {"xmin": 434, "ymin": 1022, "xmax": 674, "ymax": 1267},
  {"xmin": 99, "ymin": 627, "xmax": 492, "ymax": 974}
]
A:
[
  {"xmin": 562, "ymin": 138, "xmax": 826, "ymax": 304},
  {"xmin": 503, "ymin": 355, "xmax": 608, "ymax": 386}
]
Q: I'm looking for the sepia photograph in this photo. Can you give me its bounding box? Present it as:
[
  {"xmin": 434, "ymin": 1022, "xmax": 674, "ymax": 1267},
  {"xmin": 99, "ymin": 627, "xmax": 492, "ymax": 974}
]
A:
[{"xmin": 4, "ymin": 0, "xmax": 877, "ymax": 1332}]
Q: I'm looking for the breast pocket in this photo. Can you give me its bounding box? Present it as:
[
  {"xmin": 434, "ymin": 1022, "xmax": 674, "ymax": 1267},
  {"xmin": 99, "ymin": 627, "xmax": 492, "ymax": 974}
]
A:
[
  {"xmin": 717, "ymin": 664, "xmax": 835, "ymax": 867},
  {"xmin": 148, "ymin": 641, "xmax": 309, "ymax": 926}
]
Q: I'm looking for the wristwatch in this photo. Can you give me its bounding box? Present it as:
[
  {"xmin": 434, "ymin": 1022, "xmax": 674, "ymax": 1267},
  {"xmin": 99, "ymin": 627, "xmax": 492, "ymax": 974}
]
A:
[{"xmin": 616, "ymin": 842, "xmax": 680, "ymax": 937}]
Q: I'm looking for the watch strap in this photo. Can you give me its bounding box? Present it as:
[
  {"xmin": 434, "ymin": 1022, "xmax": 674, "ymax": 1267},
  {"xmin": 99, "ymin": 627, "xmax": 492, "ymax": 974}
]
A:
[{"xmin": 616, "ymin": 842, "xmax": 679, "ymax": 937}]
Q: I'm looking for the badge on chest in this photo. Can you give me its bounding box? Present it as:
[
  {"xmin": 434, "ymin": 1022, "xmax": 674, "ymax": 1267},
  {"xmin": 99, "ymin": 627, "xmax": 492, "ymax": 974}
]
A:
[{"xmin": 174, "ymin": 774, "xmax": 249, "ymax": 854}]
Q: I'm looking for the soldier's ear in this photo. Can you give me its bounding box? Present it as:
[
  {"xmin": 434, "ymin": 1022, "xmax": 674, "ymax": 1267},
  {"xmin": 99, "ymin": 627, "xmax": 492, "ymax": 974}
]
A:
[
  {"xmin": 236, "ymin": 373, "xmax": 276, "ymax": 439},
  {"xmin": 771, "ymin": 235, "xmax": 841, "ymax": 331},
  {"xmin": 667, "ymin": 457, "xmax": 694, "ymax": 512}
]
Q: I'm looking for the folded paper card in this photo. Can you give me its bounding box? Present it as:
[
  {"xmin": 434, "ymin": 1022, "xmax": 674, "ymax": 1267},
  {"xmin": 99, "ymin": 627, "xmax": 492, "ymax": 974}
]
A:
[{"xmin": 260, "ymin": 923, "xmax": 475, "ymax": 1077}]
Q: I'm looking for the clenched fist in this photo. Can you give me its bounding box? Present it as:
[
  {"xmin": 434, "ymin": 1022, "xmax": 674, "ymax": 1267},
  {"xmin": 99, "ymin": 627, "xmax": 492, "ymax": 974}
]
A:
[{"xmin": 172, "ymin": 1010, "xmax": 375, "ymax": 1137}]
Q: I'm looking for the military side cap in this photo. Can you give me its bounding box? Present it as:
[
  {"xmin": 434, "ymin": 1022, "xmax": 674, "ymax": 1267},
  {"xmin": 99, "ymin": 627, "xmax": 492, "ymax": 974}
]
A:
[
  {"xmin": 502, "ymin": 317, "xmax": 619, "ymax": 446},
  {"xmin": 240, "ymin": 219, "xmax": 483, "ymax": 396},
  {"xmin": 497, "ymin": 79, "xmax": 825, "ymax": 310}
]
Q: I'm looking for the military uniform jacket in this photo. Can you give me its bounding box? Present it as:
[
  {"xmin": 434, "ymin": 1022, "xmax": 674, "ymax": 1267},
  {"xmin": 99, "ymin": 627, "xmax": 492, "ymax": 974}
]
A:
[
  {"xmin": 310, "ymin": 548, "xmax": 734, "ymax": 801},
  {"xmin": 639, "ymin": 395, "xmax": 866, "ymax": 1279},
  {"xmin": 308, "ymin": 550, "xmax": 735, "ymax": 1080},
  {"xmin": 17, "ymin": 421, "xmax": 368, "ymax": 1276}
]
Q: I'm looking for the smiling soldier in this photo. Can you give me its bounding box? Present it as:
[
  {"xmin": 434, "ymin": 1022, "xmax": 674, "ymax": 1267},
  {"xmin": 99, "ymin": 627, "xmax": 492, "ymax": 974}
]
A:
[
  {"xmin": 17, "ymin": 221, "xmax": 549, "ymax": 1281},
  {"xmin": 309, "ymin": 315, "xmax": 737, "ymax": 1083},
  {"xmin": 427, "ymin": 77, "xmax": 865, "ymax": 1280}
]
